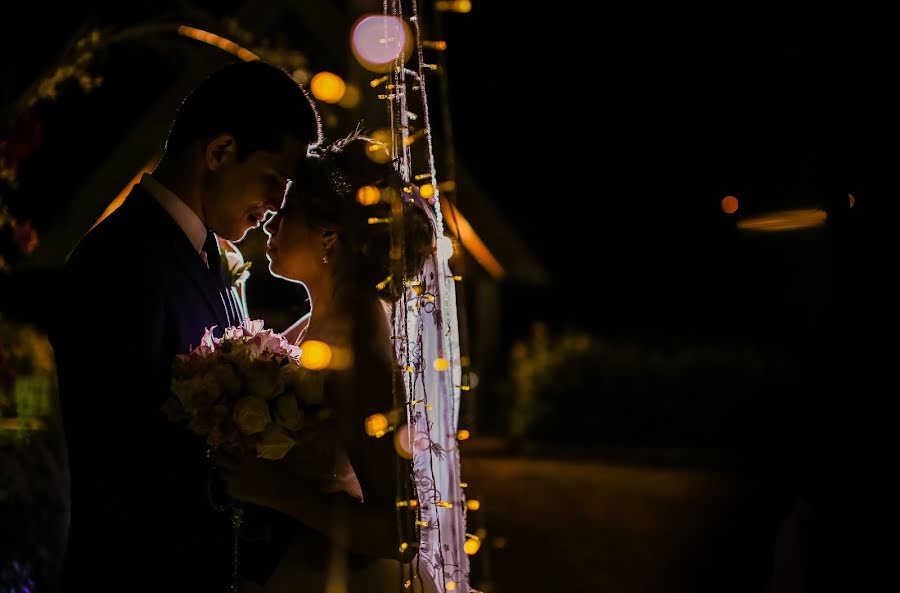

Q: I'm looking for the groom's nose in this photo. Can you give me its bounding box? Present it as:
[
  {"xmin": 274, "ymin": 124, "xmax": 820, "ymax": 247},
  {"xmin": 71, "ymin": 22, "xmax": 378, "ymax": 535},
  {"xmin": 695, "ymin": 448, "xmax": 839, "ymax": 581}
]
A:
[{"xmin": 263, "ymin": 214, "xmax": 279, "ymax": 235}]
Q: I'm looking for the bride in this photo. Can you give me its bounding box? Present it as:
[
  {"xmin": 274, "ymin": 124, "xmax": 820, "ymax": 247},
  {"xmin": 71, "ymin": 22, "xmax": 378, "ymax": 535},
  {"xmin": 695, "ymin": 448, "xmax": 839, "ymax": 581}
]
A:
[{"xmin": 213, "ymin": 135, "xmax": 438, "ymax": 593}]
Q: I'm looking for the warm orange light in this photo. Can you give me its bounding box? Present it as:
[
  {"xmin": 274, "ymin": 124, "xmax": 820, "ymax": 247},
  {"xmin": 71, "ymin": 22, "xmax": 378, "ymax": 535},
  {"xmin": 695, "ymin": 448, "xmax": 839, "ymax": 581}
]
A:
[
  {"xmin": 92, "ymin": 161, "xmax": 157, "ymax": 230},
  {"xmin": 848, "ymin": 193, "xmax": 856, "ymax": 208},
  {"xmin": 310, "ymin": 72, "xmax": 346, "ymax": 104},
  {"xmin": 457, "ymin": 429, "xmax": 470, "ymax": 441},
  {"xmin": 466, "ymin": 499, "xmax": 481, "ymax": 511},
  {"xmin": 357, "ymin": 185, "xmax": 381, "ymax": 206},
  {"xmin": 464, "ymin": 537, "xmax": 481, "ymax": 555},
  {"xmin": 446, "ymin": 582, "xmax": 457, "ymax": 591},
  {"xmin": 721, "ymin": 195, "xmax": 739, "ymax": 214},
  {"xmin": 177, "ymin": 26, "xmax": 259, "ymax": 62},
  {"xmin": 366, "ymin": 128, "xmax": 393, "ymax": 164},
  {"xmin": 433, "ymin": 357, "xmax": 449, "ymax": 371},
  {"xmin": 441, "ymin": 201, "xmax": 505, "ymax": 279},
  {"xmin": 737, "ymin": 209, "xmax": 827, "ymax": 232},
  {"xmin": 365, "ymin": 413, "xmax": 389, "ymax": 437},
  {"xmin": 420, "ymin": 183, "xmax": 435, "ymax": 199},
  {"xmin": 300, "ymin": 340, "xmax": 332, "ymax": 370},
  {"xmin": 436, "ymin": 0, "xmax": 472, "ymax": 13}
]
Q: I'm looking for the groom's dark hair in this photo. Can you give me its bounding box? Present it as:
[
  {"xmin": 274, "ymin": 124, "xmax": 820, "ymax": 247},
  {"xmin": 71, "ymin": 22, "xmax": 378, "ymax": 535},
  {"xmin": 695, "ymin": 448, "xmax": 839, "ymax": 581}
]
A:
[{"xmin": 165, "ymin": 60, "xmax": 321, "ymax": 160}]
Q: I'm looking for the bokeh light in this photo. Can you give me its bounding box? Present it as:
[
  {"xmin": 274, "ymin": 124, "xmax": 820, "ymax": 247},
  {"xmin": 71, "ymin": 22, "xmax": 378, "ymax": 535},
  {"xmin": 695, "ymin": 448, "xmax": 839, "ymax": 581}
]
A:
[
  {"xmin": 420, "ymin": 183, "xmax": 435, "ymax": 199},
  {"xmin": 466, "ymin": 499, "xmax": 480, "ymax": 511},
  {"xmin": 464, "ymin": 537, "xmax": 481, "ymax": 555},
  {"xmin": 433, "ymin": 357, "xmax": 450, "ymax": 371},
  {"xmin": 436, "ymin": 0, "xmax": 472, "ymax": 13},
  {"xmin": 300, "ymin": 340, "xmax": 332, "ymax": 370},
  {"xmin": 366, "ymin": 128, "xmax": 393, "ymax": 164},
  {"xmin": 457, "ymin": 429, "xmax": 470, "ymax": 441},
  {"xmin": 351, "ymin": 15, "xmax": 413, "ymax": 73},
  {"xmin": 310, "ymin": 72, "xmax": 346, "ymax": 104},
  {"xmin": 394, "ymin": 423, "xmax": 412, "ymax": 459},
  {"xmin": 736, "ymin": 209, "xmax": 827, "ymax": 232},
  {"xmin": 357, "ymin": 185, "xmax": 381, "ymax": 205},
  {"xmin": 721, "ymin": 195, "xmax": 739, "ymax": 214},
  {"xmin": 365, "ymin": 413, "xmax": 389, "ymax": 437},
  {"xmin": 337, "ymin": 84, "xmax": 362, "ymax": 109}
]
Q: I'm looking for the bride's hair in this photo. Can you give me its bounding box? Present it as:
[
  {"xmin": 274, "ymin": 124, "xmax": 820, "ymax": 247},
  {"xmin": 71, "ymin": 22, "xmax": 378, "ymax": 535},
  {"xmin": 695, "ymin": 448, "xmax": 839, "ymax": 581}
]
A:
[{"xmin": 286, "ymin": 134, "xmax": 436, "ymax": 303}]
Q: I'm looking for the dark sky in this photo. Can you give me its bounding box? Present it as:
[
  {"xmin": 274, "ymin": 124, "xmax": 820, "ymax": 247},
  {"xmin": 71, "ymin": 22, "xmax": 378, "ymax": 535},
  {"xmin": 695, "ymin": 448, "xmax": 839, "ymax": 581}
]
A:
[{"xmin": 442, "ymin": 4, "xmax": 891, "ymax": 345}]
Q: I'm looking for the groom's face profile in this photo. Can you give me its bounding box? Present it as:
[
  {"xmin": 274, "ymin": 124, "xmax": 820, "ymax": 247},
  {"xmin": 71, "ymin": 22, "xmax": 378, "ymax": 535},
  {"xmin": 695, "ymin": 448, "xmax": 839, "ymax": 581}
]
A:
[{"xmin": 202, "ymin": 134, "xmax": 307, "ymax": 242}]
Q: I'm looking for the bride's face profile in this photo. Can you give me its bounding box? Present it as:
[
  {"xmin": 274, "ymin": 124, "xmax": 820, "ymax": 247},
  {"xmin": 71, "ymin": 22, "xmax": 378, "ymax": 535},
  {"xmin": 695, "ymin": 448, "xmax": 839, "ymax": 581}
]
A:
[{"xmin": 263, "ymin": 201, "xmax": 322, "ymax": 283}]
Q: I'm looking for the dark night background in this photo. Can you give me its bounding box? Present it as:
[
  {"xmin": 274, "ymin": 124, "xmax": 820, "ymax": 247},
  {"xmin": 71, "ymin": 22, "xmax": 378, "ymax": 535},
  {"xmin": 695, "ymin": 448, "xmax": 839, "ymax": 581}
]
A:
[{"xmin": 2, "ymin": 2, "xmax": 899, "ymax": 592}]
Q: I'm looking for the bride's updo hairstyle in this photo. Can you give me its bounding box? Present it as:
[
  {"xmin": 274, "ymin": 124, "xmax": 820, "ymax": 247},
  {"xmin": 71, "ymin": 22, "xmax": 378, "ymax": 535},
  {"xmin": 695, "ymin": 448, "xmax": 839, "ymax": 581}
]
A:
[{"xmin": 286, "ymin": 135, "xmax": 435, "ymax": 303}]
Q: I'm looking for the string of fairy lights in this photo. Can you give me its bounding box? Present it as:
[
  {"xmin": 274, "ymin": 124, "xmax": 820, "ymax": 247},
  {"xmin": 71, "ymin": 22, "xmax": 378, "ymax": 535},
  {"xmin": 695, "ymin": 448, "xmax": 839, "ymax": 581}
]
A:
[{"xmin": 348, "ymin": 1, "xmax": 479, "ymax": 591}]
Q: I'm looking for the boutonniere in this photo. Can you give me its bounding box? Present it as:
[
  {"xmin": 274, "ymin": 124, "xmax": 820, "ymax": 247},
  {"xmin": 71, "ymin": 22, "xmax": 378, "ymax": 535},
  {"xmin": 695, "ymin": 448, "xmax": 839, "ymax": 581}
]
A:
[{"xmin": 220, "ymin": 248, "xmax": 252, "ymax": 288}]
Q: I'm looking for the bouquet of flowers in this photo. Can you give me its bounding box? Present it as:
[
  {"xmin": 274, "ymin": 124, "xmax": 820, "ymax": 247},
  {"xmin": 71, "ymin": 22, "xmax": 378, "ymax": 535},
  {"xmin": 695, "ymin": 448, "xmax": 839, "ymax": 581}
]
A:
[{"xmin": 162, "ymin": 318, "xmax": 326, "ymax": 460}]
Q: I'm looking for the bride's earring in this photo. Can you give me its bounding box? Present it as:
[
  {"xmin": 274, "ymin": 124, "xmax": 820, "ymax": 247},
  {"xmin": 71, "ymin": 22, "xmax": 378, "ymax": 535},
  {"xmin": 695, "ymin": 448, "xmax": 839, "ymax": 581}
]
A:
[{"xmin": 322, "ymin": 249, "xmax": 328, "ymax": 264}]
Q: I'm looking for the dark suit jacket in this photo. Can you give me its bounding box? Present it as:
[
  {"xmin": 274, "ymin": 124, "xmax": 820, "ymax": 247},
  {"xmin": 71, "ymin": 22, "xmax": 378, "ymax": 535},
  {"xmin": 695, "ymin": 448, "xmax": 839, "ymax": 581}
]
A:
[{"xmin": 50, "ymin": 187, "xmax": 246, "ymax": 592}]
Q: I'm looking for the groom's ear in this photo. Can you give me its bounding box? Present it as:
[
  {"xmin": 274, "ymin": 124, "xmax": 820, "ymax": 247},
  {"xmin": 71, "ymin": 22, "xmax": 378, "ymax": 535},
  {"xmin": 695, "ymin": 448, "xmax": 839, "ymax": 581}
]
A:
[
  {"xmin": 206, "ymin": 134, "xmax": 237, "ymax": 171},
  {"xmin": 322, "ymin": 229, "xmax": 339, "ymax": 253}
]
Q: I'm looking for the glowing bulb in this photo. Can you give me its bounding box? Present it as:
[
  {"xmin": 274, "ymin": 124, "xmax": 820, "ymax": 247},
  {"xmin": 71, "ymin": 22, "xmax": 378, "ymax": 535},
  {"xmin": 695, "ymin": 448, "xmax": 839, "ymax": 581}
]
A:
[
  {"xmin": 436, "ymin": 0, "xmax": 472, "ymax": 12},
  {"xmin": 420, "ymin": 184, "xmax": 435, "ymax": 199},
  {"xmin": 351, "ymin": 15, "xmax": 413, "ymax": 73},
  {"xmin": 366, "ymin": 413, "xmax": 389, "ymax": 437},
  {"xmin": 366, "ymin": 128, "xmax": 393, "ymax": 163},
  {"xmin": 466, "ymin": 499, "xmax": 481, "ymax": 511},
  {"xmin": 433, "ymin": 358, "xmax": 449, "ymax": 371},
  {"xmin": 376, "ymin": 275, "xmax": 393, "ymax": 291},
  {"xmin": 399, "ymin": 542, "xmax": 409, "ymax": 553},
  {"xmin": 357, "ymin": 185, "xmax": 381, "ymax": 205},
  {"xmin": 457, "ymin": 429, "xmax": 470, "ymax": 441},
  {"xmin": 464, "ymin": 537, "xmax": 481, "ymax": 555},
  {"xmin": 300, "ymin": 340, "xmax": 332, "ymax": 370},
  {"xmin": 310, "ymin": 72, "xmax": 346, "ymax": 104},
  {"xmin": 721, "ymin": 195, "xmax": 739, "ymax": 214}
]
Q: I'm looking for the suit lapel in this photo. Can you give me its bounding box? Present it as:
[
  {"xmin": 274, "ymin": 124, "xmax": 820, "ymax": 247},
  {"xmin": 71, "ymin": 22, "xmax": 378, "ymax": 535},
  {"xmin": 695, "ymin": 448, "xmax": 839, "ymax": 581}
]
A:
[{"xmin": 124, "ymin": 188, "xmax": 232, "ymax": 331}]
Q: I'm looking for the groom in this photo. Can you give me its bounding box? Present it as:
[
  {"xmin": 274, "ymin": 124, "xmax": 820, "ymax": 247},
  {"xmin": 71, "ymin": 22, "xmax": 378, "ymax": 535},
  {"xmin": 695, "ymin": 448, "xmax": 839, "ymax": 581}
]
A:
[{"xmin": 50, "ymin": 60, "xmax": 320, "ymax": 592}]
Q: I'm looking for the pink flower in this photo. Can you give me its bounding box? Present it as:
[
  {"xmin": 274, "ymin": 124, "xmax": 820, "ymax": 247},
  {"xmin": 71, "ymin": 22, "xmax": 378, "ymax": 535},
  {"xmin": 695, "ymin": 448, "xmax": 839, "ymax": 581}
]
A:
[
  {"xmin": 194, "ymin": 327, "xmax": 219, "ymax": 356},
  {"xmin": 241, "ymin": 319, "xmax": 265, "ymax": 337},
  {"xmin": 223, "ymin": 326, "xmax": 245, "ymax": 341},
  {"xmin": 12, "ymin": 221, "xmax": 38, "ymax": 255}
]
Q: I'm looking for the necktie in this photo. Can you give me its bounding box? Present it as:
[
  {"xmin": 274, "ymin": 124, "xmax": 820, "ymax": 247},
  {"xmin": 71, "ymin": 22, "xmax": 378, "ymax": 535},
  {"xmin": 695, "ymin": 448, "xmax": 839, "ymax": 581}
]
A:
[
  {"xmin": 202, "ymin": 230, "xmax": 222, "ymax": 276},
  {"xmin": 202, "ymin": 230, "xmax": 236, "ymax": 326}
]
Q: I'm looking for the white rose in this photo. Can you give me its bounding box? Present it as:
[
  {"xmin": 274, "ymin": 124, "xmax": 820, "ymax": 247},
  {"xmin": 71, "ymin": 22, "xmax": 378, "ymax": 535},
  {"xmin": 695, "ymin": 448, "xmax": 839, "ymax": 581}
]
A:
[{"xmin": 232, "ymin": 396, "xmax": 271, "ymax": 435}]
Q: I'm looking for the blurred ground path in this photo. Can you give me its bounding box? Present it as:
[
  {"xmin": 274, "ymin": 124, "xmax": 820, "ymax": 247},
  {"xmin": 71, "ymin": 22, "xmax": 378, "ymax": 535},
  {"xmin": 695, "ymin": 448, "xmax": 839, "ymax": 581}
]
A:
[{"xmin": 460, "ymin": 439, "xmax": 790, "ymax": 593}]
